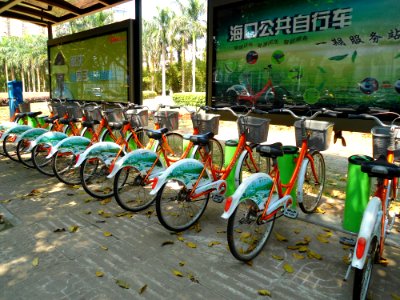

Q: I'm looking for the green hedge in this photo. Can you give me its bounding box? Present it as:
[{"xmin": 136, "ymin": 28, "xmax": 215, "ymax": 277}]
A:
[
  {"xmin": 172, "ymin": 92, "xmax": 206, "ymax": 107},
  {"xmin": 143, "ymin": 90, "xmax": 157, "ymax": 99}
]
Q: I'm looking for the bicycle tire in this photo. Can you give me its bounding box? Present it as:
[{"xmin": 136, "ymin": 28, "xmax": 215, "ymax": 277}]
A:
[
  {"xmin": 164, "ymin": 132, "xmax": 184, "ymax": 160},
  {"xmin": 3, "ymin": 134, "xmax": 19, "ymax": 162},
  {"xmin": 53, "ymin": 151, "xmax": 81, "ymax": 185},
  {"xmin": 191, "ymin": 137, "xmax": 224, "ymax": 172},
  {"xmin": 16, "ymin": 138, "xmax": 35, "ymax": 168},
  {"xmin": 298, "ymin": 151, "xmax": 325, "ymax": 213},
  {"xmin": 353, "ymin": 239, "xmax": 377, "ymax": 300},
  {"xmin": 227, "ymin": 199, "xmax": 275, "ymax": 262},
  {"xmin": 31, "ymin": 144, "xmax": 54, "ymax": 176},
  {"xmin": 238, "ymin": 145, "xmax": 271, "ymax": 184},
  {"xmin": 114, "ymin": 167, "xmax": 155, "ymax": 212},
  {"xmin": 155, "ymin": 179, "xmax": 209, "ymax": 232}
]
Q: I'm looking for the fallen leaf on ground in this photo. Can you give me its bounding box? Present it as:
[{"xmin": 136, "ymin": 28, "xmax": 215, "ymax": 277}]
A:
[
  {"xmin": 32, "ymin": 257, "xmax": 39, "ymax": 267},
  {"xmin": 258, "ymin": 289, "xmax": 271, "ymax": 297},
  {"xmin": 343, "ymin": 255, "xmax": 351, "ymax": 265},
  {"xmin": 68, "ymin": 225, "xmax": 79, "ymax": 233},
  {"xmin": 188, "ymin": 274, "xmax": 199, "ymax": 283},
  {"xmin": 103, "ymin": 231, "xmax": 112, "ymax": 237},
  {"xmin": 275, "ymin": 232, "xmax": 288, "ymax": 242},
  {"xmin": 172, "ymin": 270, "xmax": 184, "ymax": 277},
  {"xmin": 82, "ymin": 210, "xmax": 91, "ymax": 215},
  {"xmin": 115, "ymin": 279, "xmax": 130, "ymax": 289},
  {"xmin": 179, "ymin": 261, "xmax": 186, "ymax": 266},
  {"xmin": 185, "ymin": 242, "xmax": 197, "ymax": 248},
  {"xmin": 53, "ymin": 228, "xmax": 66, "ymax": 233},
  {"xmin": 100, "ymin": 245, "xmax": 108, "ymax": 251},
  {"xmin": 379, "ymin": 257, "xmax": 389, "ymax": 266},
  {"xmin": 287, "ymin": 245, "xmax": 300, "ymax": 250},
  {"xmin": 84, "ymin": 198, "xmax": 92, "ymax": 203},
  {"xmin": 208, "ymin": 241, "xmax": 221, "ymax": 247},
  {"xmin": 177, "ymin": 236, "xmax": 185, "ymax": 242},
  {"xmin": 315, "ymin": 207, "xmax": 326, "ymax": 214},
  {"xmin": 161, "ymin": 240, "xmax": 174, "ymax": 246},
  {"xmin": 96, "ymin": 271, "xmax": 104, "ymax": 277},
  {"xmin": 272, "ymin": 255, "xmax": 284, "ymax": 261},
  {"xmin": 293, "ymin": 229, "xmax": 301, "ymax": 234},
  {"xmin": 283, "ymin": 263, "xmax": 294, "ymax": 273},
  {"xmin": 100, "ymin": 198, "xmax": 112, "ymax": 205},
  {"xmin": 316, "ymin": 235, "xmax": 330, "ymax": 243},
  {"xmin": 292, "ymin": 253, "xmax": 305, "ymax": 260},
  {"xmin": 216, "ymin": 229, "xmax": 226, "ymax": 233},
  {"xmin": 308, "ymin": 250, "xmax": 322, "ymax": 260},
  {"xmin": 298, "ymin": 246, "xmax": 308, "ymax": 253},
  {"xmin": 391, "ymin": 293, "xmax": 400, "ymax": 300},
  {"xmin": 139, "ymin": 284, "xmax": 147, "ymax": 294},
  {"xmin": 71, "ymin": 185, "xmax": 80, "ymax": 189}
]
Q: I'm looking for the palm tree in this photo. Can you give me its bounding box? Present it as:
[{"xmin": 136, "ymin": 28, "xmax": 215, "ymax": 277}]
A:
[
  {"xmin": 176, "ymin": 0, "xmax": 206, "ymax": 92},
  {"xmin": 143, "ymin": 20, "xmax": 162, "ymax": 92}
]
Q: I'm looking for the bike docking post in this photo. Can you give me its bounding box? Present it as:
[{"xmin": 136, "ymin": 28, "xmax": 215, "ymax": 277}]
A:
[
  {"xmin": 343, "ymin": 155, "xmax": 374, "ymax": 233},
  {"xmin": 224, "ymin": 140, "xmax": 239, "ymax": 196},
  {"xmin": 277, "ymin": 146, "xmax": 299, "ymax": 207}
]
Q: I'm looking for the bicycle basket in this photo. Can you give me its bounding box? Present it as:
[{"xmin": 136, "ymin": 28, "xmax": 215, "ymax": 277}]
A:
[
  {"xmin": 18, "ymin": 102, "xmax": 31, "ymax": 113},
  {"xmin": 371, "ymin": 126, "xmax": 400, "ymax": 160},
  {"xmin": 238, "ymin": 116, "xmax": 270, "ymax": 144},
  {"xmin": 294, "ymin": 120, "xmax": 334, "ymax": 151},
  {"xmin": 126, "ymin": 109, "xmax": 149, "ymax": 128},
  {"xmin": 191, "ymin": 113, "xmax": 220, "ymax": 134},
  {"xmin": 154, "ymin": 111, "xmax": 179, "ymax": 130},
  {"xmin": 66, "ymin": 103, "xmax": 83, "ymax": 119},
  {"xmin": 104, "ymin": 108, "xmax": 126, "ymax": 123},
  {"xmin": 83, "ymin": 106, "xmax": 102, "ymax": 122}
]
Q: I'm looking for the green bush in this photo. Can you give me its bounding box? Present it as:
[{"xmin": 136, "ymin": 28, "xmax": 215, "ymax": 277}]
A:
[
  {"xmin": 143, "ymin": 90, "xmax": 157, "ymax": 99},
  {"xmin": 172, "ymin": 92, "xmax": 206, "ymax": 107}
]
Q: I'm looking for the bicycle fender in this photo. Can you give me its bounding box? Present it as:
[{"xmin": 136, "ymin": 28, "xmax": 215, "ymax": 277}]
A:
[
  {"xmin": 150, "ymin": 159, "xmax": 212, "ymax": 195},
  {"xmin": 0, "ymin": 125, "xmax": 32, "ymax": 141},
  {"xmin": 16, "ymin": 128, "xmax": 48, "ymax": 143},
  {"xmin": 47, "ymin": 136, "xmax": 91, "ymax": 158},
  {"xmin": 27, "ymin": 131, "xmax": 68, "ymax": 151},
  {"xmin": 221, "ymin": 173, "xmax": 273, "ymax": 219},
  {"xmin": 234, "ymin": 149, "xmax": 255, "ymax": 187},
  {"xmin": 0, "ymin": 121, "xmax": 17, "ymax": 132},
  {"xmin": 74, "ymin": 142, "xmax": 123, "ymax": 168},
  {"xmin": 107, "ymin": 149, "xmax": 164, "ymax": 179},
  {"xmin": 352, "ymin": 197, "xmax": 381, "ymax": 269},
  {"xmin": 296, "ymin": 157, "xmax": 310, "ymax": 204}
]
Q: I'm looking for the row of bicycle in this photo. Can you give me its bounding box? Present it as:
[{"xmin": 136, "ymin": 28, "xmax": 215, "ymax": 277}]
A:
[{"xmin": 0, "ymin": 99, "xmax": 399, "ymax": 300}]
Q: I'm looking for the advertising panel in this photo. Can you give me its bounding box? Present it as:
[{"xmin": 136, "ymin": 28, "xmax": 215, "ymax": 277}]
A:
[{"xmin": 211, "ymin": 0, "xmax": 400, "ymax": 112}]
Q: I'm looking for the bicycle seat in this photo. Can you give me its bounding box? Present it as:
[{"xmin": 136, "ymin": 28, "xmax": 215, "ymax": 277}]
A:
[
  {"xmin": 44, "ymin": 115, "xmax": 59, "ymax": 123},
  {"xmin": 256, "ymin": 142, "xmax": 284, "ymax": 158},
  {"xmin": 59, "ymin": 118, "xmax": 79, "ymax": 125},
  {"xmin": 108, "ymin": 120, "xmax": 129, "ymax": 129},
  {"xmin": 189, "ymin": 132, "xmax": 214, "ymax": 146},
  {"xmin": 15, "ymin": 112, "xmax": 28, "ymax": 118},
  {"xmin": 361, "ymin": 156, "xmax": 400, "ymax": 179},
  {"xmin": 27, "ymin": 111, "xmax": 42, "ymax": 118},
  {"xmin": 146, "ymin": 128, "xmax": 168, "ymax": 140},
  {"xmin": 82, "ymin": 120, "xmax": 100, "ymax": 128}
]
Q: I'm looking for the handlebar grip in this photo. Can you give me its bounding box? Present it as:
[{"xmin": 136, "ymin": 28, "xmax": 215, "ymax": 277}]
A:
[
  {"xmin": 252, "ymin": 108, "xmax": 268, "ymax": 115},
  {"xmin": 269, "ymin": 109, "xmax": 283, "ymax": 113},
  {"xmin": 348, "ymin": 114, "xmax": 366, "ymax": 119},
  {"xmin": 169, "ymin": 105, "xmax": 181, "ymax": 109}
]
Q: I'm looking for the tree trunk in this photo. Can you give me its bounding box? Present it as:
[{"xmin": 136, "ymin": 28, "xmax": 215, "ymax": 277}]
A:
[
  {"xmin": 21, "ymin": 69, "xmax": 25, "ymax": 93},
  {"xmin": 36, "ymin": 67, "xmax": 41, "ymax": 92},
  {"xmin": 191, "ymin": 33, "xmax": 196, "ymax": 93},
  {"xmin": 31, "ymin": 64, "xmax": 36, "ymax": 92},
  {"xmin": 161, "ymin": 46, "xmax": 166, "ymax": 97},
  {"xmin": 26, "ymin": 69, "xmax": 31, "ymax": 92},
  {"xmin": 4, "ymin": 62, "xmax": 9, "ymax": 84},
  {"xmin": 181, "ymin": 37, "xmax": 185, "ymax": 93}
]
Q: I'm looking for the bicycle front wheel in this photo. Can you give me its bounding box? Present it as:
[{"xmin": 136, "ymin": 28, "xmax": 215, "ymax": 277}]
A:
[
  {"xmin": 17, "ymin": 139, "xmax": 35, "ymax": 168},
  {"xmin": 114, "ymin": 167, "xmax": 155, "ymax": 211},
  {"xmin": 32, "ymin": 144, "xmax": 54, "ymax": 176},
  {"xmin": 353, "ymin": 239, "xmax": 378, "ymax": 300},
  {"xmin": 155, "ymin": 179, "xmax": 209, "ymax": 232},
  {"xmin": 298, "ymin": 151, "xmax": 325, "ymax": 213},
  {"xmin": 80, "ymin": 157, "xmax": 117, "ymax": 199},
  {"xmin": 53, "ymin": 151, "xmax": 81, "ymax": 185},
  {"xmin": 227, "ymin": 199, "xmax": 274, "ymax": 262},
  {"xmin": 3, "ymin": 134, "xmax": 19, "ymax": 162}
]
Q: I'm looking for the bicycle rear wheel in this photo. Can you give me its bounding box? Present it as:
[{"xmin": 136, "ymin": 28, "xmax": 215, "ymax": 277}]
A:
[
  {"xmin": 53, "ymin": 151, "xmax": 81, "ymax": 185},
  {"xmin": 298, "ymin": 151, "xmax": 325, "ymax": 213},
  {"xmin": 114, "ymin": 167, "xmax": 155, "ymax": 212},
  {"xmin": 3, "ymin": 134, "xmax": 19, "ymax": 162},
  {"xmin": 17, "ymin": 139, "xmax": 35, "ymax": 168},
  {"xmin": 155, "ymin": 179, "xmax": 209, "ymax": 232},
  {"xmin": 227, "ymin": 199, "xmax": 274, "ymax": 262},
  {"xmin": 238, "ymin": 145, "xmax": 271, "ymax": 183},
  {"xmin": 353, "ymin": 239, "xmax": 377, "ymax": 300},
  {"xmin": 164, "ymin": 132, "xmax": 184, "ymax": 160},
  {"xmin": 32, "ymin": 144, "xmax": 54, "ymax": 176}
]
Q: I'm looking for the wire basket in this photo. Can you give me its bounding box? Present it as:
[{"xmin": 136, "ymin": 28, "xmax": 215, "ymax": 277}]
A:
[
  {"xmin": 83, "ymin": 106, "xmax": 102, "ymax": 122},
  {"xmin": 371, "ymin": 126, "xmax": 400, "ymax": 160},
  {"xmin": 154, "ymin": 111, "xmax": 179, "ymax": 130},
  {"xmin": 294, "ymin": 120, "xmax": 334, "ymax": 151},
  {"xmin": 126, "ymin": 109, "xmax": 149, "ymax": 128},
  {"xmin": 238, "ymin": 116, "xmax": 270, "ymax": 144},
  {"xmin": 18, "ymin": 102, "xmax": 31, "ymax": 113},
  {"xmin": 104, "ymin": 108, "xmax": 126, "ymax": 123},
  {"xmin": 66, "ymin": 103, "xmax": 83, "ymax": 119},
  {"xmin": 191, "ymin": 113, "xmax": 220, "ymax": 134}
]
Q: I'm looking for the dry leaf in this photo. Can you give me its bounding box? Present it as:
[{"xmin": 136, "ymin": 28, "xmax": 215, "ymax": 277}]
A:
[
  {"xmin": 298, "ymin": 246, "xmax": 308, "ymax": 253},
  {"xmin": 177, "ymin": 236, "xmax": 185, "ymax": 242},
  {"xmin": 66, "ymin": 192, "xmax": 74, "ymax": 196},
  {"xmin": 100, "ymin": 198, "xmax": 112, "ymax": 205},
  {"xmin": 103, "ymin": 231, "xmax": 112, "ymax": 237},
  {"xmin": 304, "ymin": 236, "xmax": 312, "ymax": 243},
  {"xmin": 272, "ymin": 254, "xmax": 284, "ymax": 261},
  {"xmin": 246, "ymin": 260, "xmax": 253, "ymax": 267},
  {"xmin": 343, "ymin": 255, "xmax": 351, "ymax": 265},
  {"xmin": 216, "ymin": 229, "xmax": 227, "ymax": 234},
  {"xmin": 307, "ymin": 250, "xmax": 322, "ymax": 260},
  {"xmin": 101, "ymin": 213, "xmax": 112, "ymax": 218},
  {"xmin": 27, "ymin": 189, "xmax": 42, "ymax": 197},
  {"xmin": 53, "ymin": 228, "xmax": 66, "ymax": 233},
  {"xmin": 71, "ymin": 185, "xmax": 80, "ymax": 189},
  {"xmin": 83, "ymin": 210, "xmax": 91, "ymax": 215},
  {"xmin": 185, "ymin": 242, "xmax": 197, "ymax": 248},
  {"xmin": 275, "ymin": 232, "xmax": 288, "ymax": 242},
  {"xmin": 283, "ymin": 263, "xmax": 294, "ymax": 273},
  {"xmin": 100, "ymin": 245, "xmax": 108, "ymax": 251},
  {"xmin": 315, "ymin": 207, "xmax": 326, "ymax": 214},
  {"xmin": 97, "ymin": 210, "xmax": 105, "ymax": 215},
  {"xmin": 84, "ymin": 198, "xmax": 92, "ymax": 203},
  {"xmin": 161, "ymin": 240, "xmax": 174, "ymax": 246},
  {"xmin": 316, "ymin": 235, "xmax": 330, "ymax": 243},
  {"xmin": 258, "ymin": 289, "xmax": 272, "ymax": 297},
  {"xmin": 179, "ymin": 261, "xmax": 186, "ymax": 266},
  {"xmin": 293, "ymin": 229, "xmax": 301, "ymax": 234},
  {"xmin": 208, "ymin": 241, "xmax": 221, "ymax": 247},
  {"xmin": 115, "ymin": 279, "xmax": 130, "ymax": 289},
  {"xmin": 32, "ymin": 257, "xmax": 39, "ymax": 267},
  {"xmin": 96, "ymin": 271, "xmax": 104, "ymax": 277},
  {"xmin": 172, "ymin": 270, "xmax": 184, "ymax": 277},
  {"xmin": 391, "ymin": 293, "xmax": 400, "ymax": 300},
  {"xmin": 379, "ymin": 257, "xmax": 389, "ymax": 266},
  {"xmin": 188, "ymin": 274, "xmax": 199, "ymax": 283},
  {"xmin": 292, "ymin": 253, "xmax": 305, "ymax": 260},
  {"xmin": 68, "ymin": 225, "xmax": 79, "ymax": 233},
  {"xmin": 1, "ymin": 199, "xmax": 11, "ymax": 204},
  {"xmin": 287, "ymin": 245, "xmax": 300, "ymax": 250},
  {"xmin": 139, "ymin": 284, "xmax": 147, "ymax": 294},
  {"xmin": 295, "ymin": 240, "xmax": 310, "ymax": 246}
]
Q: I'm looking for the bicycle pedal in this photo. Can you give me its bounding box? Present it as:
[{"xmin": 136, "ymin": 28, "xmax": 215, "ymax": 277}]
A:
[
  {"xmin": 212, "ymin": 195, "xmax": 224, "ymax": 203},
  {"xmin": 283, "ymin": 208, "xmax": 298, "ymax": 219}
]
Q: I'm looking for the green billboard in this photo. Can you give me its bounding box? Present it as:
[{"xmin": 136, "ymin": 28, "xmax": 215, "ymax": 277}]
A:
[{"xmin": 211, "ymin": 0, "xmax": 400, "ymax": 111}]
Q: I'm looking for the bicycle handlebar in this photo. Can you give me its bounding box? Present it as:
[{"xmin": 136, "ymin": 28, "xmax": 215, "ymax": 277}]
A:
[
  {"xmin": 271, "ymin": 108, "xmax": 338, "ymax": 120},
  {"xmin": 201, "ymin": 105, "xmax": 268, "ymax": 118},
  {"xmin": 348, "ymin": 113, "xmax": 400, "ymax": 128}
]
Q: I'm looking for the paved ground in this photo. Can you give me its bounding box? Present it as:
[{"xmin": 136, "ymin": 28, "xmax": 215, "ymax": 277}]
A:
[{"xmin": 1, "ymin": 99, "xmax": 400, "ymax": 300}]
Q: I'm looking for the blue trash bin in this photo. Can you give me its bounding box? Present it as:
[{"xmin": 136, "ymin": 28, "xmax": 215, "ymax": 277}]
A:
[{"xmin": 7, "ymin": 80, "xmax": 23, "ymax": 119}]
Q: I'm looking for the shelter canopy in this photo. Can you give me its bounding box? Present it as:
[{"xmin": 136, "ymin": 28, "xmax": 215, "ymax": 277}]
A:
[{"xmin": 0, "ymin": 0, "xmax": 131, "ymax": 27}]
